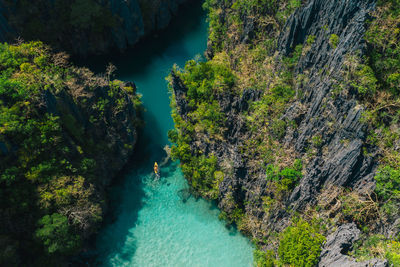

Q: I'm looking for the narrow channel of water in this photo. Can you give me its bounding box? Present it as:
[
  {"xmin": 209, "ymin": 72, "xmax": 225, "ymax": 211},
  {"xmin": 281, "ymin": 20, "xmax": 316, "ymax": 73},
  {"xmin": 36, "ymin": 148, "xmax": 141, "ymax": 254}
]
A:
[{"xmin": 93, "ymin": 2, "xmax": 253, "ymax": 266}]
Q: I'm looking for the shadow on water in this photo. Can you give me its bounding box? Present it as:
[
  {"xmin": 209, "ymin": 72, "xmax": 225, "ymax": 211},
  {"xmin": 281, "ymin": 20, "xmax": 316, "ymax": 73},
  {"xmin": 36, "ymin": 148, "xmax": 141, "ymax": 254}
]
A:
[
  {"xmin": 73, "ymin": 1, "xmax": 208, "ymax": 265},
  {"xmin": 90, "ymin": 117, "xmax": 168, "ymax": 265},
  {"xmin": 74, "ymin": 0, "xmax": 206, "ymax": 76}
]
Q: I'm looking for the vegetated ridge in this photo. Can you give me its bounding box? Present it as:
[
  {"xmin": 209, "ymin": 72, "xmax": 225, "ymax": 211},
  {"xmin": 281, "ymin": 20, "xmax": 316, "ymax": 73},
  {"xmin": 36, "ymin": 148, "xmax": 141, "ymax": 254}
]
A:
[
  {"xmin": 0, "ymin": 41, "xmax": 142, "ymax": 265},
  {"xmin": 169, "ymin": 0, "xmax": 400, "ymax": 265}
]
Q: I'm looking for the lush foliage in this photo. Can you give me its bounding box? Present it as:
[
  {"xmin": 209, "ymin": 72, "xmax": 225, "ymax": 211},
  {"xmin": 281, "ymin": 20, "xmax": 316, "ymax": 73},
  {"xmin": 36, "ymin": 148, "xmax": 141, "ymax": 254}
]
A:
[
  {"xmin": 254, "ymin": 248, "xmax": 276, "ymax": 267},
  {"xmin": 265, "ymin": 160, "xmax": 302, "ymax": 195},
  {"xmin": 253, "ymin": 219, "xmax": 326, "ymax": 267},
  {"xmin": 203, "ymin": 0, "xmax": 301, "ymax": 54},
  {"xmin": 277, "ymin": 219, "xmax": 326, "ymax": 267},
  {"xmin": 35, "ymin": 213, "xmax": 81, "ymax": 254},
  {"xmin": 351, "ymin": 234, "xmax": 400, "ymax": 266},
  {"xmin": 169, "ymin": 58, "xmax": 235, "ymax": 198},
  {"xmin": 0, "ymin": 41, "xmax": 140, "ymax": 264},
  {"xmin": 329, "ymin": 34, "xmax": 339, "ymax": 48}
]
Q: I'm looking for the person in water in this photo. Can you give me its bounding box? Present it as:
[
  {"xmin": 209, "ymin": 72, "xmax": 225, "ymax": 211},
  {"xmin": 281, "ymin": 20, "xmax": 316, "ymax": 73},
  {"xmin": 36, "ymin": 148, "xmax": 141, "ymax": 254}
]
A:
[{"xmin": 154, "ymin": 162, "xmax": 160, "ymax": 177}]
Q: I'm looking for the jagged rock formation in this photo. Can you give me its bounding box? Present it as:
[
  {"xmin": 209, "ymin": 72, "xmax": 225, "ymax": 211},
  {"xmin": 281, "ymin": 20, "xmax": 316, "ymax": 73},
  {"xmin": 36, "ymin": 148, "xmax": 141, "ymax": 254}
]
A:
[
  {"xmin": 0, "ymin": 0, "xmax": 192, "ymax": 55},
  {"xmin": 171, "ymin": 0, "xmax": 397, "ymax": 265},
  {"xmin": 279, "ymin": 0, "xmax": 377, "ymax": 211},
  {"xmin": 319, "ymin": 223, "xmax": 387, "ymax": 267}
]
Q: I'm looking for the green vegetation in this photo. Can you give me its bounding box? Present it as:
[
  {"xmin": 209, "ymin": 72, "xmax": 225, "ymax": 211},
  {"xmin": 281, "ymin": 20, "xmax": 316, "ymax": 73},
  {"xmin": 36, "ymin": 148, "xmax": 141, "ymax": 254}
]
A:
[
  {"xmin": 254, "ymin": 248, "xmax": 276, "ymax": 267},
  {"xmin": 203, "ymin": 0, "xmax": 301, "ymax": 53},
  {"xmin": 168, "ymin": 58, "xmax": 235, "ymax": 198},
  {"xmin": 278, "ymin": 219, "xmax": 325, "ymax": 267},
  {"xmin": 265, "ymin": 161, "xmax": 302, "ymax": 195},
  {"xmin": 35, "ymin": 213, "xmax": 81, "ymax": 254},
  {"xmin": 0, "ymin": 41, "xmax": 140, "ymax": 264},
  {"xmin": 351, "ymin": 235, "xmax": 400, "ymax": 266},
  {"xmin": 254, "ymin": 219, "xmax": 325, "ymax": 267},
  {"xmin": 329, "ymin": 34, "xmax": 339, "ymax": 48}
]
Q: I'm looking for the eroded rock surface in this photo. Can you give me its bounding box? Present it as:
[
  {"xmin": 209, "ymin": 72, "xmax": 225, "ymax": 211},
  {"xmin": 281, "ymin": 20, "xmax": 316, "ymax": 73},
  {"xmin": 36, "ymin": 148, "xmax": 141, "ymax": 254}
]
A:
[
  {"xmin": 172, "ymin": 0, "xmax": 390, "ymax": 265},
  {"xmin": 319, "ymin": 224, "xmax": 387, "ymax": 267}
]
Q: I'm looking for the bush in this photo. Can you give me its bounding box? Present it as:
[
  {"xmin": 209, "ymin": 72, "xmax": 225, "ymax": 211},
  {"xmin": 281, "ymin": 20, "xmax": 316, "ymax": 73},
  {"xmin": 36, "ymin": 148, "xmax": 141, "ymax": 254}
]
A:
[
  {"xmin": 254, "ymin": 249, "xmax": 276, "ymax": 267},
  {"xmin": 386, "ymin": 240, "xmax": 400, "ymax": 266},
  {"xmin": 35, "ymin": 213, "xmax": 81, "ymax": 254},
  {"xmin": 266, "ymin": 161, "xmax": 302, "ymax": 192},
  {"xmin": 278, "ymin": 219, "xmax": 325, "ymax": 267},
  {"xmin": 178, "ymin": 58, "xmax": 236, "ymax": 103},
  {"xmin": 375, "ymin": 166, "xmax": 400, "ymax": 201},
  {"xmin": 180, "ymin": 154, "xmax": 219, "ymax": 198},
  {"xmin": 329, "ymin": 34, "xmax": 339, "ymax": 48},
  {"xmin": 340, "ymin": 191, "xmax": 379, "ymax": 225},
  {"xmin": 374, "ymin": 166, "xmax": 400, "ymax": 218},
  {"xmin": 270, "ymin": 119, "xmax": 287, "ymax": 140},
  {"xmin": 352, "ymin": 234, "xmax": 400, "ymax": 266},
  {"xmin": 350, "ymin": 64, "xmax": 378, "ymax": 96}
]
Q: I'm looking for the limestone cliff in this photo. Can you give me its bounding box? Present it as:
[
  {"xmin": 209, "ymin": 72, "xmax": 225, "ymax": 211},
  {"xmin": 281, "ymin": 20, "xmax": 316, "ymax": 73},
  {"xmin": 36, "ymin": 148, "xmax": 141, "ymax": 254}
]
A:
[
  {"xmin": 170, "ymin": 0, "xmax": 400, "ymax": 265},
  {"xmin": 0, "ymin": 0, "xmax": 192, "ymax": 55}
]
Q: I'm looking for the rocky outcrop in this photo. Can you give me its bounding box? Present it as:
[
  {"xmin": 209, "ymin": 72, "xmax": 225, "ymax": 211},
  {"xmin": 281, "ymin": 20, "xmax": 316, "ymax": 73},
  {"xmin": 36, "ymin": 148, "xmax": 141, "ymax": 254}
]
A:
[
  {"xmin": 279, "ymin": 0, "xmax": 377, "ymax": 211},
  {"xmin": 172, "ymin": 0, "xmax": 394, "ymax": 264},
  {"xmin": 319, "ymin": 223, "xmax": 387, "ymax": 267},
  {"xmin": 0, "ymin": 0, "xmax": 192, "ymax": 55}
]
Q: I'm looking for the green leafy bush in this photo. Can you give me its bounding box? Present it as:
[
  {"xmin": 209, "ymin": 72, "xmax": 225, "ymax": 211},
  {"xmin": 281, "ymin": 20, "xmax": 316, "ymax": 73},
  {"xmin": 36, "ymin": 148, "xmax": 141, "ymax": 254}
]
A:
[
  {"xmin": 374, "ymin": 166, "xmax": 400, "ymax": 218},
  {"xmin": 278, "ymin": 219, "xmax": 326, "ymax": 267},
  {"xmin": 350, "ymin": 64, "xmax": 378, "ymax": 96},
  {"xmin": 329, "ymin": 34, "xmax": 339, "ymax": 48},
  {"xmin": 254, "ymin": 248, "xmax": 276, "ymax": 267},
  {"xmin": 266, "ymin": 161, "xmax": 302, "ymax": 192},
  {"xmin": 375, "ymin": 166, "xmax": 400, "ymax": 201},
  {"xmin": 178, "ymin": 59, "xmax": 236, "ymax": 102},
  {"xmin": 35, "ymin": 213, "xmax": 81, "ymax": 254},
  {"xmin": 352, "ymin": 234, "xmax": 400, "ymax": 266}
]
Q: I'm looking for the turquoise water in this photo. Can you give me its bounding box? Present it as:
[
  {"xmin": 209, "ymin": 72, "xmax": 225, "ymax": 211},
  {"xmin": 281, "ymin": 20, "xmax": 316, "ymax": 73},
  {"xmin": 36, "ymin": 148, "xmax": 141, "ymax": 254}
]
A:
[{"xmin": 93, "ymin": 2, "xmax": 253, "ymax": 266}]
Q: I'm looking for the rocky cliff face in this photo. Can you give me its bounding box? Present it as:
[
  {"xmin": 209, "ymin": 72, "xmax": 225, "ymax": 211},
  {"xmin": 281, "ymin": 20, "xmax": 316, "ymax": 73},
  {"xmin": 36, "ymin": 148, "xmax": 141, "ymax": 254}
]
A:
[
  {"xmin": 0, "ymin": 0, "xmax": 192, "ymax": 55},
  {"xmin": 171, "ymin": 0, "xmax": 398, "ymax": 265},
  {"xmin": 279, "ymin": 0, "xmax": 376, "ymax": 212}
]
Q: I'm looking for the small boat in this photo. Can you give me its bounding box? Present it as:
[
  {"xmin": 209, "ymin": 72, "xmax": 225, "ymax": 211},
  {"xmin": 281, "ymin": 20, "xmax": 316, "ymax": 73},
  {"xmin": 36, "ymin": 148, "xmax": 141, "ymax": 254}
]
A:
[{"xmin": 154, "ymin": 162, "xmax": 160, "ymax": 178}]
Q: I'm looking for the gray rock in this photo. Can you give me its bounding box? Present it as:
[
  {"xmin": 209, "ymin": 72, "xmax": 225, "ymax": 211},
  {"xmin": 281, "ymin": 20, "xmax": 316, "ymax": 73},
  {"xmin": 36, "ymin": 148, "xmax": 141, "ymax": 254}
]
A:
[
  {"xmin": 171, "ymin": 70, "xmax": 191, "ymax": 118},
  {"xmin": 171, "ymin": 0, "xmax": 395, "ymax": 265},
  {"xmin": 319, "ymin": 223, "xmax": 387, "ymax": 267},
  {"xmin": 109, "ymin": 0, "xmax": 145, "ymax": 50},
  {"xmin": 0, "ymin": 0, "xmax": 191, "ymax": 55},
  {"xmin": 279, "ymin": 0, "xmax": 377, "ymax": 210}
]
